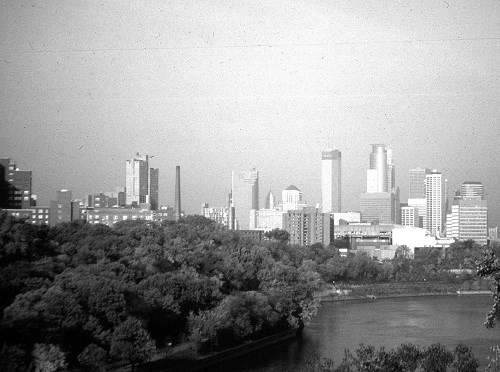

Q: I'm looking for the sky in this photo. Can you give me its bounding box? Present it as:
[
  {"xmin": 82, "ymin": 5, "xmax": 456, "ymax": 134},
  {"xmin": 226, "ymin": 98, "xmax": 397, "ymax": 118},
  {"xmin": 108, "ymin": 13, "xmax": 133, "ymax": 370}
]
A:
[{"xmin": 1, "ymin": 0, "xmax": 499, "ymax": 226}]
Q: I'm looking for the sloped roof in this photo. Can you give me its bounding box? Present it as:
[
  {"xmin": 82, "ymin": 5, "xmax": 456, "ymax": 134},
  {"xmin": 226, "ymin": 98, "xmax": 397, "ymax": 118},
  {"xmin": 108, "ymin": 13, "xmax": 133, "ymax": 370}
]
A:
[{"xmin": 285, "ymin": 185, "xmax": 300, "ymax": 191}]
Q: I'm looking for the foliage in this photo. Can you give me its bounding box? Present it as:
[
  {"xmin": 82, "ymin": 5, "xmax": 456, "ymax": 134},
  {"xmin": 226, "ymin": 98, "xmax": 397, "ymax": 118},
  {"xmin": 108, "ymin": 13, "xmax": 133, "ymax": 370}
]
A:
[
  {"xmin": 264, "ymin": 228, "xmax": 290, "ymax": 242},
  {"xmin": 32, "ymin": 343, "xmax": 67, "ymax": 372},
  {"xmin": 476, "ymin": 249, "xmax": 500, "ymax": 328},
  {"xmin": 0, "ymin": 211, "xmax": 321, "ymax": 369},
  {"xmin": 452, "ymin": 342, "xmax": 479, "ymax": 372}
]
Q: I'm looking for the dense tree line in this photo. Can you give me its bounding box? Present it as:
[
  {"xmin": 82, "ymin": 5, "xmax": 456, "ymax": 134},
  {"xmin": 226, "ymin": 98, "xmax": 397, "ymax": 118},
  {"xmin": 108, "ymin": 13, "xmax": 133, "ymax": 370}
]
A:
[{"xmin": 0, "ymin": 213, "xmax": 321, "ymax": 370}]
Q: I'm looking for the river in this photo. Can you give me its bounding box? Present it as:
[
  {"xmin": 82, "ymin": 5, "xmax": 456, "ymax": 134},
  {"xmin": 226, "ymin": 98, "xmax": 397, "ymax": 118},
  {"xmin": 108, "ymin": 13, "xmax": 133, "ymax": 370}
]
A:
[{"xmin": 207, "ymin": 294, "xmax": 500, "ymax": 371}]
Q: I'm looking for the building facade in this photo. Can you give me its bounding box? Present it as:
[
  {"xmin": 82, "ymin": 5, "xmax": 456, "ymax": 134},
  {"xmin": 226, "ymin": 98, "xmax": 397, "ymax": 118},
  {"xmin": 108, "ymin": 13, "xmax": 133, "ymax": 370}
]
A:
[
  {"xmin": 0, "ymin": 158, "xmax": 33, "ymax": 209},
  {"xmin": 321, "ymin": 149, "xmax": 342, "ymax": 213},
  {"xmin": 284, "ymin": 208, "xmax": 332, "ymax": 246},
  {"xmin": 201, "ymin": 203, "xmax": 229, "ymax": 226},
  {"xmin": 249, "ymin": 209, "xmax": 286, "ymax": 231},
  {"xmin": 401, "ymin": 206, "xmax": 420, "ymax": 227},
  {"xmin": 425, "ymin": 171, "xmax": 445, "ymax": 235},
  {"xmin": 231, "ymin": 169, "xmax": 259, "ymax": 230}
]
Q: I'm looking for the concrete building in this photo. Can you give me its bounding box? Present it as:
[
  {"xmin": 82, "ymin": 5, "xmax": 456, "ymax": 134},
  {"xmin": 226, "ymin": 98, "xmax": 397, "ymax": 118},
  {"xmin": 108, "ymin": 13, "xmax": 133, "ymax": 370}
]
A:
[
  {"xmin": 231, "ymin": 169, "xmax": 259, "ymax": 230},
  {"xmin": 86, "ymin": 207, "xmax": 153, "ymax": 226},
  {"xmin": 333, "ymin": 223, "xmax": 393, "ymax": 249},
  {"xmin": 284, "ymin": 207, "xmax": 332, "ymax": 246},
  {"xmin": 249, "ymin": 209, "xmax": 286, "ymax": 231},
  {"xmin": 409, "ymin": 168, "xmax": 430, "ymax": 198},
  {"xmin": 460, "ymin": 182, "xmax": 484, "ymax": 198},
  {"xmin": 3, "ymin": 206, "xmax": 50, "ymax": 225},
  {"xmin": 125, "ymin": 153, "xmax": 159, "ymax": 209},
  {"xmin": 360, "ymin": 192, "xmax": 394, "ymax": 224},
  {"xmin": 407, "ymin": 198, "xmax": 426, "ymax": 228},
  {"xmin": 0, "ymin": 158, "xmax": 33, "ymax": 209},
  {"xmin": 401, "ymin": 206, "xmax": 420, "ymax": 227},
  {"xmin": 321, "ymin": 149, "xmax": 342, "ymax": 213},
  {"xmin": 360, "ymin": 145, "xmax": 399, "ymax": 224},
  {"xmin": 149, "ymin": 168, "xmax": 159, "ymax": 210},
  {"xmin": 446, "ymin": 195, "xmax": 488, "ymax": 245},
  {"xmin": 489, "ymin": 227, "xmax": 499, "ymax": 241},
  {"xmin": 201, "ymin": 203, "xmax": 229, "ymax": 226},
  {"xmin": 425, "ymin": 171, "xmax": 445, "ymax": 236},
  {"xmin": 49, "ymin": 190, "xmax": 79, "ymax": 225}
]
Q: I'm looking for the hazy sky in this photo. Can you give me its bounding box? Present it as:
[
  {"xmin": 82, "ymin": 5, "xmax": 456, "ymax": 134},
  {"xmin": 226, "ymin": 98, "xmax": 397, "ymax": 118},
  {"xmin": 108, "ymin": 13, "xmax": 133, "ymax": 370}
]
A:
[{"xmin": 1, "ymin": 0, "xmax": 499, "ymax": 226}]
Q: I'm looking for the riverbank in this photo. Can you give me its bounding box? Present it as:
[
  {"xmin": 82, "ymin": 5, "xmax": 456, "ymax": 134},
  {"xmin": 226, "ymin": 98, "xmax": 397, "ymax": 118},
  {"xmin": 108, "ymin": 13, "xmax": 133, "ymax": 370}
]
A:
[{"xmin": 319, "ymin": 281, "xmax": 492, "ymax": 302}]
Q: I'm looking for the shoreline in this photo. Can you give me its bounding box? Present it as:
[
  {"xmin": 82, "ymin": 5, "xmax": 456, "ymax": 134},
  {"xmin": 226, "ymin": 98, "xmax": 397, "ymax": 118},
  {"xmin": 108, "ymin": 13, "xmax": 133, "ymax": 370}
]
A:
[{"xmin": 320, "ymin": 290, "xmax": 492, "ymax": 302}]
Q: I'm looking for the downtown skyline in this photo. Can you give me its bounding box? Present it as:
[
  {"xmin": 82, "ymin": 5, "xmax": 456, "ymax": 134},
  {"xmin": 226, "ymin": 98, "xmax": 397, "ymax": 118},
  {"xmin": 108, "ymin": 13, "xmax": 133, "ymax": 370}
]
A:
[{"xmin": 1, "ymin": 0, "xmax": 498, "ymax": 226}]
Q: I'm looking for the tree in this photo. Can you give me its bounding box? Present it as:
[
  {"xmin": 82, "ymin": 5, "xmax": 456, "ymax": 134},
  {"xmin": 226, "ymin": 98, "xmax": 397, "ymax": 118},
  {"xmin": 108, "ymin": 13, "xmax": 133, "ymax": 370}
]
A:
[
  {"xmin": 421, "ymin": 343, "xmax": 454, "ymax": 372},
  {"xmin": 264, "ymin": 229, "xmax": 290, "ymax": 242},
  {"xmin": 451, "ymin": 342, "xmax": 479, "ymax": 372},
  {"xmin": 32, "ymin": 343, "xmax": 67, "ymax": 372},
  {"xmin": 77, "ymin": 343, "xmax": 107, "ymax": 371},
  {"xmin": 476, "ymin": 249, "xmax": 500, "ymax": 328},
  {"xmin": 109, "ymin": 317, "xmax": 155, "ymax": 371}
]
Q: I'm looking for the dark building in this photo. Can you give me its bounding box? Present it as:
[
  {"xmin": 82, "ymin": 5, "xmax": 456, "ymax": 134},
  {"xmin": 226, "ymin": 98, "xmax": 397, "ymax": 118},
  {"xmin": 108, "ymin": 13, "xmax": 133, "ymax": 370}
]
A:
[
  {"xmin": 0, "ymin": 158, "xmax": 33, "ymax": 209},
  {"xmin": 174, "ymin": 166, "xmax": 181, "ymax": 221},
  {"xmin": 49, "ymin": 190, "xmax": 74, "ymax": 225},
  {"xmin": 149, "ymin": 168, "xmax": 159, "ymax": 210}
]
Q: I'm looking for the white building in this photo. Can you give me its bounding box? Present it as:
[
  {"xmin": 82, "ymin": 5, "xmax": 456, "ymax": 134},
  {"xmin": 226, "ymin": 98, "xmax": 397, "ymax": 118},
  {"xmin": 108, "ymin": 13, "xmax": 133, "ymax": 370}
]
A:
[
  {"xmin": 330, "ymin": 211, "xmax": 361, "ymax": 225},
  {"xmin": 401, "ymin": 206, "xmax": 420, "ymax": 227},
  {"xmin": 425, "ymin": 171, "xmax": 445, "ymax": 236},
  {"xmin": 392, "ymin": 226, "xmax": 454, "ymax": 255},
  {"xmin": 445, "ymin": 196, "xmax": 487, "ymax": 245},
  {"xmin": 201, "ymin": 203, "xmax": 229, "ymax": 226},
  {"xmin": 249, "ymin": 209, "xmax": 286, "ymax": 231},
  {"xmin": 281, "ymin": 185, "xmax": 307, "ymax": 212}
]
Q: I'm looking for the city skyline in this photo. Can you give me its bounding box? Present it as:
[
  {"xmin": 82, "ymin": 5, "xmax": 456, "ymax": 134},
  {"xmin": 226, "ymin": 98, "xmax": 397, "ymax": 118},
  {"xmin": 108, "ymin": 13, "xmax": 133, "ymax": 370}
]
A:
[{"xmin": 1, "ymin": 0, "xmax": 499, "ymax": 226}]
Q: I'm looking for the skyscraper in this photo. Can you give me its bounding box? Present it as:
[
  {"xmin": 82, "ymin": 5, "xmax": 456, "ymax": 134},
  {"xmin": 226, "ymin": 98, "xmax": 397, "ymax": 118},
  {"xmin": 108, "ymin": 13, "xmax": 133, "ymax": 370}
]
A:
[
  {"xmin": 460, "ymin": 181, "xmax": 484, "ymax": 198},
  {"xmin": 126, "ymin": 154, "xmax": 149, "ymax": 206},
  {"xmin": 281, "ymin": 185, "xmax": 306, "ymax": 211},
  {"xmin": 265, "ymin": 190, "xmax": 276, "ymax": 209},
  {"xmin": 408, "ymin": 168, "xmax": 430, "ymax": 228},
  {"xmin": 174, "ymin": 166, "xmax": 181, "ymax": 221},
  {"xmin": 231, "ymin": 169, "xmax": 259, "ymax": 230},
  {"xmin": 360, "ymin": 144, "xmax": 398, "ymax": 224},
  {"xmin": 125, "ymin": 153, "xmax": 159, "ymax": 209},
  {"xmin": 425, "ymin": 171, "xmax": 445, "ymax": 235},
  {"xmin": 321, "ymin": 149, "xmax": 341, "ymax": 213},
  {"xmin": 368, "ymin": 144, "xmax": 388, "ymax": 193}
]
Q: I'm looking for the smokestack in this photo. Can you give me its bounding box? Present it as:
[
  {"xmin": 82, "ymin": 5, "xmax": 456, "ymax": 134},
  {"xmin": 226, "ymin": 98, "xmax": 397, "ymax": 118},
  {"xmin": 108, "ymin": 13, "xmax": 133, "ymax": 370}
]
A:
[{"xmin": 174, "ymin": 166, "xmax": 181, "ymax": 221}]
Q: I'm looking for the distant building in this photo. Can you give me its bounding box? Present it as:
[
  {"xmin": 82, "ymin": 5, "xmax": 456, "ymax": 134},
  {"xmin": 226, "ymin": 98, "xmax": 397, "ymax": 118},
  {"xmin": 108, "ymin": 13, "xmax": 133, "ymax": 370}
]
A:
[
  {"xmin": 265, "ymin": 190, "xmax": 276, "ymax": 209},
  {"xmin": 460, "ymin": 181, "xmax": 484, "ymax": 198},
  {"xmin": 281, "ymin": 185, "xmax": 307, "ymax": 212},
  {"xmin": 330, "ymin": 211, "xmax": 361, "ymax": 225},
  {"xmin": 0, "ymin": 158, "xmax": 33, "ymax": 209},
  {"xmin": 425, "ymin": 171, "xmax": 445, "ymax": 235},
  {"xmin": 445, "ymin": 182, "xmax": 488, "ymax": 245},
  {"xmin": 392, "ymin": 225, "xmax": 455, "ymax": 254},
  {"xmin": 3, "ymin": 206, "xmax": 50, "ymax": 226},
  {"xmin": 401, "ymin": 206, "xmax": 420, "ymax": 227},
  {"xmin": 125, "ymin": 153, "xmax": 158, "ymax": 209},
  {"xmin": 489, "ymin": 227, "xmax": 499, "ymax": 241},
  {"xmin": 231, "ymin": 169, "xmax": 259, "ymax": 230},
  {"xmin": 407, "ymin": 198, "xmax": 426, "ymax": 228},
  {"xmin": 201, "ymin": 203, "xmax": 229, "ymax": 226},
  {"xmin": 409, "ymin": 168, "xmax": 430, "ymax": 199},
  {"xmin": 86, "ymin": 207, "xmax": 153, "ymax": 226},
  {"xmin": 284, "ymin": 207, "xmax": 332, "ymax": 246},
  {"xmin": 321, "ymin": 149, "xmax": 342, "ymax": 213},
  {"xmin": 49, "ymin": 190, "xmax": 77, "ymax": 225},
  {"xmin": 360, "ymin": 192, "xmax": 394, "ymax": 224},
  {"xmin": 249, "ymin": 209, "xmax": 286, "ymax": 231}
]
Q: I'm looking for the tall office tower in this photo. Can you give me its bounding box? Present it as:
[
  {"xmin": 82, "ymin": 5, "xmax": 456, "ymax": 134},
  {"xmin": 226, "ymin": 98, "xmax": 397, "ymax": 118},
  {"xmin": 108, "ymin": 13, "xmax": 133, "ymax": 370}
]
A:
[
  {"xmin": 387, "ymin": 148, "xmax": 395, "ymax": 190},
  {"xmin": 425, "ymin": 171, "xmax": 445, "ymax": 235},
  {"xmin": 321, "ymin": 150, "xmax": 342, "ymax": 213},
  {"xmin": 0, "ymin": 158, "xmax": 33, "ymax": 209},
  {"xmin": 361, "ymin": 144, "xmax": 397, "ymax": 224},
  {"xmin": 368, "ymin": 144, "xmax": 388, "ymax": 193},
  {"xmin": 231, "ymin": 169, "xmax": 259, "ymax": 230},
  {"xmin": 281, "ymin": 185, "xmax": 306, "ymax": 211},
  {"xmin": 149, "ymin": 168, "xmax": 159, "ymax": 210},
  {"xmin": 174, "ymin": 166, "xmax": 181, "ymax": 221},
  {"xmin": 460, "ymin": 182, "xmax": 484, "ymax": 198},
  {"xmin": 265, "ymin": 190, "xmax": 276, "ymax": 209},
  {"xmin": 409, "ymin": 168, "xmax": 430, "ymax": 198},
  {"xmin": 125, "ymin": 154, "xmax": 149, "ymax": 206}
]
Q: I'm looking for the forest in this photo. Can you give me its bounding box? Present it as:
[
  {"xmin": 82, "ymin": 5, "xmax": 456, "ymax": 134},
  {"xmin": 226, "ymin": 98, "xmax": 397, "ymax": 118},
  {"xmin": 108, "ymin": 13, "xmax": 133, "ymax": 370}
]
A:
[{"xmin": 0, "ymin": 211, "xmax": 498, "ymax": 371}]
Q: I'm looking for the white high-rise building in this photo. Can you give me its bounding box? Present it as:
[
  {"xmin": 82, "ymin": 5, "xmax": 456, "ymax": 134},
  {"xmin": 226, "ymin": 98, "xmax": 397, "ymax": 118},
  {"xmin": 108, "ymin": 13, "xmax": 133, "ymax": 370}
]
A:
[
  {"xmin": 425, "ymin": 171, "xmax": 445, "ymax": 235},
  {"xmin": 265, "ymin": 190, "xmax": 276, "ymax": 209},
  {"xmin": 321, "ymin": 150, "xmax": 342, "ymax": 213},
  {"xmin": 231, "ymin": 169, "xmax": 259, "ymax": 230},
  {"xmin": 368, "ymin": 144, "xmax": 388, "ymax": 193},
  {"xmin": 126, "ymin": 154, "xmax": 149, "ymax": 206},
  {"xmin": 401, "ymin": 206, "xmax": 420, "ymax": 227},
  {"xmin": 281, "ymin": 185, "xmax": 306, "ymax": 212}
]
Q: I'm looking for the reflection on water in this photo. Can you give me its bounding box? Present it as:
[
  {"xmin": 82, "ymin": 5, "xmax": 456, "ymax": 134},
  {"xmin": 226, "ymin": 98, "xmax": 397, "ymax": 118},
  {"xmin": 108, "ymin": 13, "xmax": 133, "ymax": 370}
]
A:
[{"xmin": 206, "ymin": 295, "xmax": 500, "ymax": 371}]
